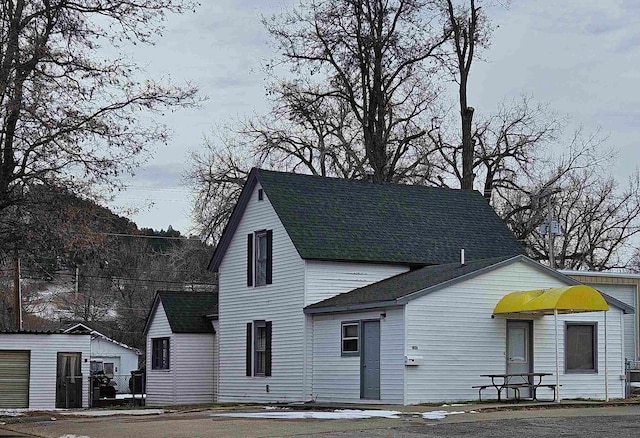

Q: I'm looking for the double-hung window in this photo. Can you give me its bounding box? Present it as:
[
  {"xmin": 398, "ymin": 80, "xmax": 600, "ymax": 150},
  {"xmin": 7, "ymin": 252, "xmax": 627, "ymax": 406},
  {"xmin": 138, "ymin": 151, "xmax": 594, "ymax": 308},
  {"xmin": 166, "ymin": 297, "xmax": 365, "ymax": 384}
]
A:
[
  {"xmin": 247, "ymin": 230, "xmax": 272, "ymax": 287},
  {"xmin": 246, "ymin": 320, "xmax": 272, "ymax": 377},
  {"xmin": 565, "ymin": 322, "xmax": 597, "ymax": 373},
  {"xmin": 152, "ymin": 337, "xmax": 170, "ymax": 370}
]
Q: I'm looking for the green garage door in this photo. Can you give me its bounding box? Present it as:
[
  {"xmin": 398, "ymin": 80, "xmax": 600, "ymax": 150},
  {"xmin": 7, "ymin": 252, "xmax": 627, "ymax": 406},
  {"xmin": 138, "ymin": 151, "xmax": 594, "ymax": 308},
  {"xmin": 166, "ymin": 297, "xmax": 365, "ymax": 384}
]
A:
[{"xmin": 0, "ymin": 350, "xmax": 30, "ymax": 408}]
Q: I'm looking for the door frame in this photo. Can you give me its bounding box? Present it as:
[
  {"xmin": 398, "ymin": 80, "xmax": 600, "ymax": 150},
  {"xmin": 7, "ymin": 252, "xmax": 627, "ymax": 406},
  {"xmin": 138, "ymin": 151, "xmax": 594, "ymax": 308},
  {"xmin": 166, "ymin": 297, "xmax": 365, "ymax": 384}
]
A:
[
  {"xmin": 360, "ymin": 319, "xmax": 381, "ymax": 400},
  {"xmin": 56, "ymin": 352, "xmax": 83, "ymax": 409},
  {"xmin": 506, "ymin": 320, "xmax": 534, "ymax": 372}
]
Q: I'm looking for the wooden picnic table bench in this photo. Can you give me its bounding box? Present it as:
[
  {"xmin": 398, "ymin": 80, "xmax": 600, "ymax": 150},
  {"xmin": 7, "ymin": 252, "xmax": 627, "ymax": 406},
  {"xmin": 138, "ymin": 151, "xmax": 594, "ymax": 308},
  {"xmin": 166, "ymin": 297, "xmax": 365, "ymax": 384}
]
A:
[{"xmin": 475, "ymin": 373, "xmax": 556, "ymax": 402}]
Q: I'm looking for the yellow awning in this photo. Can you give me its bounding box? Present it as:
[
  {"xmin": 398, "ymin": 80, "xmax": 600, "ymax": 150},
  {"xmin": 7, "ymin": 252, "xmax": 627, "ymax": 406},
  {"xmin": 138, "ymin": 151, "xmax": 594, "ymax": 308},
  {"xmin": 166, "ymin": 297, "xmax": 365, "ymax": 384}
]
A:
[{"xmin": 493, "ymin": 285, "xmax": 609, "ymax": 316}]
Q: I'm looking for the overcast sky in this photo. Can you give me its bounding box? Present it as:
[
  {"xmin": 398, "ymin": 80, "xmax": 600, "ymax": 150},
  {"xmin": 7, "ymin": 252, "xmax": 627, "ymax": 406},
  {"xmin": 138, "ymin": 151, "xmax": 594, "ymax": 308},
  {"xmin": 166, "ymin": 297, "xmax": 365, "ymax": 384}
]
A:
[{"xmin": 109, "ymin": 0, "xmax": 640, "ymax": 234}]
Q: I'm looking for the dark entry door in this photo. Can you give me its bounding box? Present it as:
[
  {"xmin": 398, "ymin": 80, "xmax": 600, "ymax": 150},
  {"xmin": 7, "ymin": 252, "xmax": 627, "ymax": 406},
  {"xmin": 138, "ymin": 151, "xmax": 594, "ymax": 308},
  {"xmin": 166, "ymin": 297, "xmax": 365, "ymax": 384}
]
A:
[
  {"xmin": 506, "ymin": 320, "xmax": 533, "ymax": 398},
  {"xmin": 56, "ymin": 352, "xmax": 82, "ymax": 408},
  {"xmin": 361, "ymin": 320, "xmax": 381, "ymax": 399}
]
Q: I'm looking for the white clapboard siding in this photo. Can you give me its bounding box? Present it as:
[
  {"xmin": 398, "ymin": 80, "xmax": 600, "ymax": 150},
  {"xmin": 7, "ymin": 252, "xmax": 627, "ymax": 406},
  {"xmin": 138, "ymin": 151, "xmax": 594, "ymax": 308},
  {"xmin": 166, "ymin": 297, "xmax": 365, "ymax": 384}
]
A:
[
  {"xmin": 90, "ymin": 337, "xmax": 139, "ymax": 377},
  {"xmin": 305, "ymin": 261, "xmax": 409, "ymax": 306},
  {"xmin": 405, "ymin": 260, "xmax": 625, "ymax": 404},
  {"xmin": 311, "ymin": 308, "xmax": 405, "ymax": 404},
  {"xmin": 218, "ymin": 182, "xmax": 306, "ymax": 402},
  {"xmin": 146, "ymin": 301, "xmax": 176, "ymax": 406},
  {"xmin": 585, "ymin": 283, "xmax": 637, "ymax": 362},
  {"xmin": 0, "ymin": 334, "xmax": 90, "ymax": 409},
  {"xmin": 174, "ymin": 333, "xmax": 215, "ymax": 405},
  {"xmin": 212, "ymin": 320, "xmax": 219, "ymax": 402}
]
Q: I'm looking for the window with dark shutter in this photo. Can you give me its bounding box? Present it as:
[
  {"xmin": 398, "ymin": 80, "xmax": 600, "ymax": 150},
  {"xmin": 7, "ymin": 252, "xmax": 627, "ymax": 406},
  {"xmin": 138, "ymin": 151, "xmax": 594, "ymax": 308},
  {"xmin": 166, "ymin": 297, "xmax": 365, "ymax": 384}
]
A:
[
  {"xmin": 246, "ymin": 322, "xmax": 252, "ymax": 376},
  {"xmin": 247, "ymin": 234, "xmax": 253, "ymax": 287},
  {"xmin": 151, "ymin": 337, "xmax": 170, "ymax": 370},
  {"xmin": 265, "ymin": 321, "xmax": 272, "ymax": 376},
  {"xmin": 266, "ymin": 230, "xmax": 273, "ymax": 285}
]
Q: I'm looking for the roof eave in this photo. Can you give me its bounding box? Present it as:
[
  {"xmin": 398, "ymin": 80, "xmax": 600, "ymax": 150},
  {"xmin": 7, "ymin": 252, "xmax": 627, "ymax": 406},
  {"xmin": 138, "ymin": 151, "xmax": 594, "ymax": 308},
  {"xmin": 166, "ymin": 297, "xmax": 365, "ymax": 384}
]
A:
[
  {"xmin": 304, "ymin": 300, "xmax": 401, "ymax": 314},
  {"xmin": 207, "ymin": 168, "xmax": 260, "ymax": 272}
]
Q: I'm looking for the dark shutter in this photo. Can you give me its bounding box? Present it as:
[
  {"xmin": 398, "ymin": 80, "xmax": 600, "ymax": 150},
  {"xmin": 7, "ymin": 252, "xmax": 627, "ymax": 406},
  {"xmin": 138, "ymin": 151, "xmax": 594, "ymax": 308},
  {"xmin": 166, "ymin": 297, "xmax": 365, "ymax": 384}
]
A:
[
  {"xmin": 265, "ymin": 321, "xmax": 272, "ymax": 377},
  {"xmin": 266, "ymin": 230, "xmax": 273, "ymax": 285},
  {"xmin": 247, "ymin": 234, "xmax": 253, "ymax": 287},
  {"xmin": 246, "ymin": 322, "xmax": 253, "ymax": 376}
]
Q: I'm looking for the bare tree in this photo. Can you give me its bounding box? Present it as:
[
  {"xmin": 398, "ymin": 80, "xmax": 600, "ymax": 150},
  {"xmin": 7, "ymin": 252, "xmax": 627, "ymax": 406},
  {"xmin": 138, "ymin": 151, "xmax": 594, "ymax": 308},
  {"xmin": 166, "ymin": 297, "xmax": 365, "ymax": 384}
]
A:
[
  {"xmin": 444, "ymin": 0, "xmax": 490, "ymax": 190},
  {"xmin": 0, "ymin": 0, "xmax": 198, "ymax": 252},
  {"xmin": 265, "ymin": 0, "xmax": 451, "ymax": 183}
]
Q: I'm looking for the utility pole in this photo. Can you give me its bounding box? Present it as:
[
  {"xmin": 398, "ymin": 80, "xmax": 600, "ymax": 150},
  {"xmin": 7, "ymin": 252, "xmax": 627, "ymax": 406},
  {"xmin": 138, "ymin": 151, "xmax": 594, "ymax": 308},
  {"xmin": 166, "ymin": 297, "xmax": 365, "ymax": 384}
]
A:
[
  {"xmin": 547, "ymin": 196, "xmax": 555, "ymax": 269},
  {"xmin": 13, "ymin": 248, "xmax": 22, "ymax": 330}
]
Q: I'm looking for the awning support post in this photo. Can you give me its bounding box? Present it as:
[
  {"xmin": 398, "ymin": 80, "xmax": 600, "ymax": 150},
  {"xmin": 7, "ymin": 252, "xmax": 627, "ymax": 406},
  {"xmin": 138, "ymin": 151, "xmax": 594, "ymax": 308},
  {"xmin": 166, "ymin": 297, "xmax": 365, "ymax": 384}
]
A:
[
  {"xmin": 555, "ymin": 308, "xmax": 561, "ymax": 403},
  {"xmin": 605, "ymin": 310, "xmax": 609, "ymax": 402}
]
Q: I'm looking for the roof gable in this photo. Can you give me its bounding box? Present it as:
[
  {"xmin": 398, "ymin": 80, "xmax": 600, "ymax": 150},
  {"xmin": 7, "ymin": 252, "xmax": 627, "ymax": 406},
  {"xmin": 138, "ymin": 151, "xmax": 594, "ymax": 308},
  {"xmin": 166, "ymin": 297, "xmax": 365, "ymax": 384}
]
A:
[
  {"xmin": 305, "ymin": 255, "xmax": 634, "ymax": 314},
  {"xmin": 63, "ymin": 322, "xmax": 141, "ymax": 354},
  {"xmin": 209, "ymin": 169, "xmax": 523, "ymax": 271},
  {"xmin": 147, "ymin": 291, "xmax": 218, "ymax": 334}
]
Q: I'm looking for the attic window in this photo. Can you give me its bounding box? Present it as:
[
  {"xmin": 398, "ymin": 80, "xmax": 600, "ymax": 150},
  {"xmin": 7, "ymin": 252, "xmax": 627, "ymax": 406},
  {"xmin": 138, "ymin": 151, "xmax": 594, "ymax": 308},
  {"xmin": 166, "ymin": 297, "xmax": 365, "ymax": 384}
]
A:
[{"xmin": 258, "ymin": 189, "xmax": 264, "ymax": 200}]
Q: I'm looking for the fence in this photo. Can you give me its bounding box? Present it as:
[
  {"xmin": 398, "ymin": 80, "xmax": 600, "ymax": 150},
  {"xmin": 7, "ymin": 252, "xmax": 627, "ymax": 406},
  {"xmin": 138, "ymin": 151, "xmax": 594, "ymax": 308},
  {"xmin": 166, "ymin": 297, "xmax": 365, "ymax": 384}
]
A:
[
  {"xmin": 625, "ymin": 359, "xmax": 640, "ymax": 398},
  {"xmin": 89, "ymin": 373, "xmax": 145, "ymax": 407}
]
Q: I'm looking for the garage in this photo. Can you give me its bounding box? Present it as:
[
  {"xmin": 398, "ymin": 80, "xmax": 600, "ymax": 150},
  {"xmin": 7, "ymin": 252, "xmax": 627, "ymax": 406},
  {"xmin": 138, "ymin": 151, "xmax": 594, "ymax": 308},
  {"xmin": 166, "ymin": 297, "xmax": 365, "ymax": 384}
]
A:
[
  {"xmin": 0, "ymin": 350, "xmax": 30, "ymax": 408},
  {"xmin": 0, "ymin": 331, "xmax": 90, "ymax": 409}
]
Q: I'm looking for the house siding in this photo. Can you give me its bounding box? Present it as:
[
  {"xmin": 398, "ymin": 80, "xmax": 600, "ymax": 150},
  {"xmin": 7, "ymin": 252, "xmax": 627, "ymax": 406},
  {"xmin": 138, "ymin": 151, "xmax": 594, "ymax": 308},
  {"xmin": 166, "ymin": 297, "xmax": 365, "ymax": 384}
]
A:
[
  {"xmin": 218, "ymin": 182, "xmax": 306, "ymax": 402},
  {"xmin": 90, "ymin": 337, "xmax": 139, "ymax": 378},
  {"xmin": 174, "ymin": 333, "xmax": 215, "ymax": 405},
  {"xmin": 311, "ymin": 307, "xmax": 404, "ymax": 404},
  {"xmin": 304, "ymin": 261, "xmax": 408, "ymax": 306},
  {"xmin": 146, "ymin": 301, "xmax": 176, "ymax": 406},
  {"xmin": 582, "ymin": 283, "xmax": 637, "ymax": 362},
  {"xmin": 404, "ymin": 261, "xmax": 625, "ymax": 404},
  {"xmin": 212, "ymin": 320, "xmax": 219, "ymax": 401},
  {"xmin": 0, "ymin": 334, "xmax": 90, "ymax": 409}
]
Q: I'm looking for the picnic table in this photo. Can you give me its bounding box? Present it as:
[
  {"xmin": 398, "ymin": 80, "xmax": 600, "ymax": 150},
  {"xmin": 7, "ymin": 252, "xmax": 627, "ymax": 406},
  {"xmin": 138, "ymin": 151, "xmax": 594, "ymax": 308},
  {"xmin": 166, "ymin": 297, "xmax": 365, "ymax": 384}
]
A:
[{"xmin": 473, "ymin": 372, "xmax": 556, "ymax": 402}]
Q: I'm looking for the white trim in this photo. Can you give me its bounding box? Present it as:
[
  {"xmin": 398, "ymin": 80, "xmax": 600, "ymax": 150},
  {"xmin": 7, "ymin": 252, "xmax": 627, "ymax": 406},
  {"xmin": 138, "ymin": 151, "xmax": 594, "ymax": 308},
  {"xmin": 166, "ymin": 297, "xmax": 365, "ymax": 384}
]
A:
[
  {"xmin": 63, "ymin": 323, "xmax": 141, "ymax": 355},
  {"xmin": 561, "ymin": 270, "xmax": 640, "ymax": 279}
]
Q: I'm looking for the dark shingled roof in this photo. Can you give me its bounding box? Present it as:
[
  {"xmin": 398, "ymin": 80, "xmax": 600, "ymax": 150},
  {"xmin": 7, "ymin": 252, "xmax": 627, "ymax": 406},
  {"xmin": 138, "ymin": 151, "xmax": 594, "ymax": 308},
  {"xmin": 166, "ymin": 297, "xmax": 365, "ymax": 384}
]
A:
[
  {"xmin": 240, "ymin": 169, "xmax": 522, "ymax": 267},
  {"xmin": 157, "ymin": 291, "xmax": 218, "ymax": 334},
  {"xmin": 305, "ymin": 255, "xmax": 515, "ymax": 311}
]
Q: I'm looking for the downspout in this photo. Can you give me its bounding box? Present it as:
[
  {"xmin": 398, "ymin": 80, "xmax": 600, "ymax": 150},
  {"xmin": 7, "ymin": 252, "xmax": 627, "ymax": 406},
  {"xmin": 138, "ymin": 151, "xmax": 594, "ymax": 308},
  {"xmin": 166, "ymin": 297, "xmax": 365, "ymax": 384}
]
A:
[
  {"xmin": 554, "ymin": 309, "xmax": 561, "ymax": 403},
  {"xmin": 605, "ymin": 311, "xmax": 609, "ymax": 402},
  {"xmin": 403, "ymin": 304, "xmax": 408, "ymax": 406}
]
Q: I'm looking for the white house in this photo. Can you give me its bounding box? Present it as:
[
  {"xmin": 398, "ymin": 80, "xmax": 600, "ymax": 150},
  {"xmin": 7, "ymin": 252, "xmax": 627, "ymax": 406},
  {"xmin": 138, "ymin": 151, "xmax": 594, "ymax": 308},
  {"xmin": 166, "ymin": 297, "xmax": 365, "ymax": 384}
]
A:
[
  {"xmin": 144, "ymin": 291, "xmax": 218, "ymax": 406},
  {"xmin": 119, "ymin": 168, "xmax": 629, "ymax": 407},
  {"xmin": 201, "ymin": 169, "xmax": 633, "ymax": 404},
  {"xmin": 0, "ymin": 331, "xmax": 91, "ymax": 409},
  {"xmin": 63, "ymin": 322, "xmax": 141, "ymax": 380}
]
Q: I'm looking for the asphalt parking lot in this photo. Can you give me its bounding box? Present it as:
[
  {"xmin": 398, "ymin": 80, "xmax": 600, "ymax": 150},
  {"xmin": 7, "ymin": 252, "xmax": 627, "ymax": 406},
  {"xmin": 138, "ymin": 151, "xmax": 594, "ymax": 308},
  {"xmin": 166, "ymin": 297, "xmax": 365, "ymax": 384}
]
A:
[{"xmin": 1, "ymin": 405, "xmax": 639, "ymax": 438}]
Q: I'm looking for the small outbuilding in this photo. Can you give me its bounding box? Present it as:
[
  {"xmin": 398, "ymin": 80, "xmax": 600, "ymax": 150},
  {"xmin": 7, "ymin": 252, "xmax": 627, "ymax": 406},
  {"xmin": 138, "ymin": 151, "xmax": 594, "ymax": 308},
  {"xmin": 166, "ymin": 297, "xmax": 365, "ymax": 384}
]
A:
[
  {"xmin": 144, "ymin": 291, "xmax": 218, "ymax": 406},
  {"xmin": 63, "ymin": 322, "xmax": 141, "ymax": 379},
  {"xmin": 0, "ymin": 330, "xmax": 91, "ymax": 409}
]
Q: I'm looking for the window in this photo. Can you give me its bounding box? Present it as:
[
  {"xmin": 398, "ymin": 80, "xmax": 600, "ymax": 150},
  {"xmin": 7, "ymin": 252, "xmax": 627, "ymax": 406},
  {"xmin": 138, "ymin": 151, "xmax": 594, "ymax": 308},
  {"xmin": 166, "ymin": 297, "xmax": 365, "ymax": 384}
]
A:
[
  {"xmin": 255, "ymin": 322, "xmax": 267, "ymax": 375},
  {"xmin": 342, "ymin": 322, "xmax": 359, "ymax": 356},
  {"xmin": 565, "ymin": 322, "xmax": 597, "ymax": 373},
  {"xmin": 104, "ymin": 362, "xmax": 114, "ymax": 377},
  {"xmin": 152, "ymin": 337, "xmax": 170, "ymax": 370},
  {"xmin": 247, "ymin": 230, "xmax": 272, "ymax": 287},
  {"xmin": 255, "ymin": 231, "xmax": 268, "ymax": 286},
  {"xmin": 246, "ymin": 321, "xmax": 272, "ymax": 377}
]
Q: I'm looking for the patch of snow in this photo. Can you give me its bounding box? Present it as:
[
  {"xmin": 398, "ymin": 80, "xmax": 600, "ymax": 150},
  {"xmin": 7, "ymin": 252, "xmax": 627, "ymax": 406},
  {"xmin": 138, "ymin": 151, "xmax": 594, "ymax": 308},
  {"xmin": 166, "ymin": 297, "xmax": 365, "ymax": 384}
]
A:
[
  {"xmin": 61, "ymin": 409, "xmax": 164, "ymax": 417},
  {"xmin": 115, "ymin": 394, "xmax": 146, "ymax": 400},
  {"xmin": 440, "ymin": 403, "xmax": 467, "ymax": 407},
  {"xmin": 0, "ymin": 409, "xmax": 24, "ymax": 417},
  {"xmin": 211, "ymin": 409, "xmax": 401, "ymax": 420},
  {"xmin": 422, "ymin": 410, "xmax": 465, "ymax": 420},
  {"xmin": 59, "ymin": 435, "xmax": 91, "ymax": 438}
]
